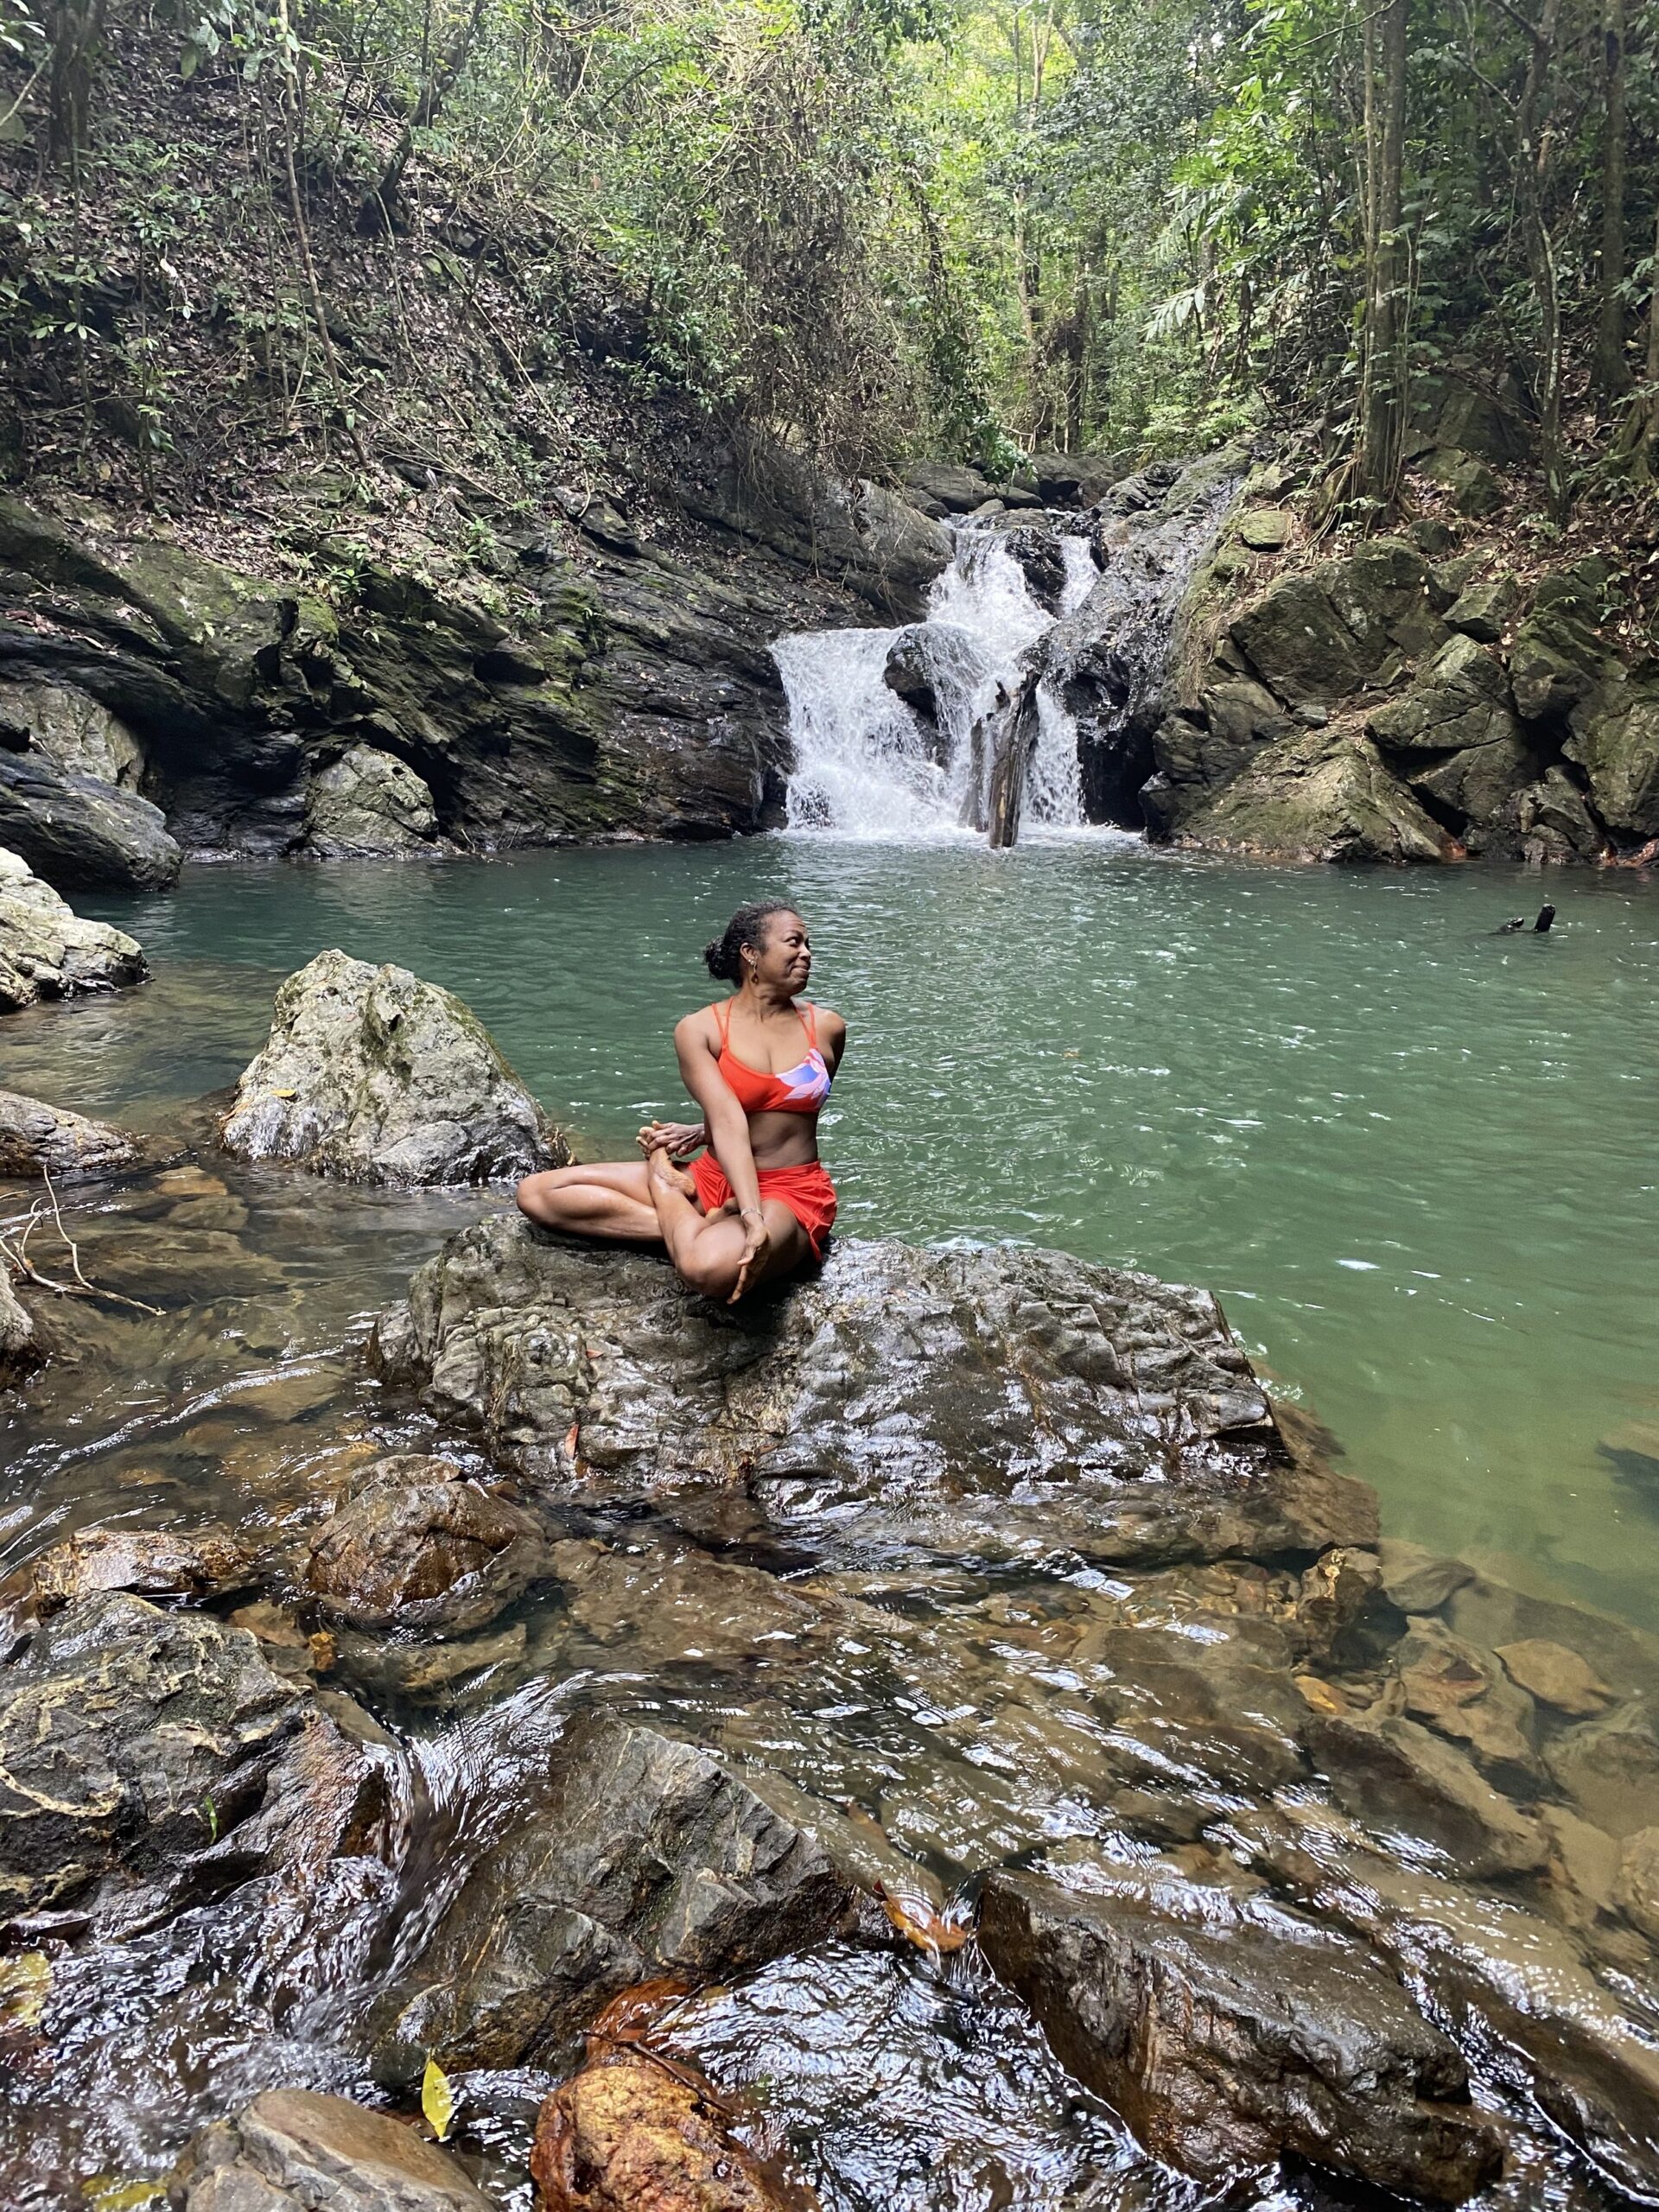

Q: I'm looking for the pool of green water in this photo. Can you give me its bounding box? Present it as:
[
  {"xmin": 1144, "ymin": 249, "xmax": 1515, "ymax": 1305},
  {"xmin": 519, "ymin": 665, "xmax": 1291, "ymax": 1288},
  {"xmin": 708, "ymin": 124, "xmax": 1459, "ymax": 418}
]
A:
[{"xmin": 11, "ymin": 836, "xmax": 1658, "ymax": 1630}]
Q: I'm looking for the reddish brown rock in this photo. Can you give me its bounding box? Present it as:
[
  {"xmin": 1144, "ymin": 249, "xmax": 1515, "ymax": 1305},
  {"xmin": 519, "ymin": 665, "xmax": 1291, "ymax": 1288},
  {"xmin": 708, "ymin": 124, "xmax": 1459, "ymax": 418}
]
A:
[{"xmin": 531, "ymin": 2052, "xmax": 814, "ymax": 2212}]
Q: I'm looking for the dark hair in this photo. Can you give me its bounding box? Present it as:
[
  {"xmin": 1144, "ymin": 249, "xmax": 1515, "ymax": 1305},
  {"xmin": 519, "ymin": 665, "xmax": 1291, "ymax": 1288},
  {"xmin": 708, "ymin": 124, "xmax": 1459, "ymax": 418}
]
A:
[{"xmin": 703, "ymin": 899, "xmax": 796, "ymax": 983}]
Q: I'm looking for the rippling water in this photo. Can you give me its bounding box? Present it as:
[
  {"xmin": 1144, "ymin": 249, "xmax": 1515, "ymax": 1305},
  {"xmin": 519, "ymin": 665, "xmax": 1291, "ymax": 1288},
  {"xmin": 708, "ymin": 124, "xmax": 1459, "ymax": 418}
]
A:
[{"xmin": 11, "ymin": 835, "xmax": 1654, "ymax": 1631}]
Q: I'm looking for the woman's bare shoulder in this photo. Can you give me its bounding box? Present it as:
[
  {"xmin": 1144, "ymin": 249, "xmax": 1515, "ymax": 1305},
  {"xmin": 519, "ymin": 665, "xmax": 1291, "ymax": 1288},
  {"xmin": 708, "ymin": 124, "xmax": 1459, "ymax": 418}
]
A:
[
  {"xmin": 676, "ymin": 1004, "xmax": 720, "ymax": 1046},
  {"xmin": 816, "ymin": 1004, "xmax": 847, "ymax": 1038}
]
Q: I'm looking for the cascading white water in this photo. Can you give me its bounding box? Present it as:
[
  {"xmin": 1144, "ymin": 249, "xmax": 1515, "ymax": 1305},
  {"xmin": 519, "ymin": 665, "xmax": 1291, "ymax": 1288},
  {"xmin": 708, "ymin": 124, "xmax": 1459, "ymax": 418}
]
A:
[{"xmin": 776, "ymin": 520, "xmax": 1096, "ymax": 840}]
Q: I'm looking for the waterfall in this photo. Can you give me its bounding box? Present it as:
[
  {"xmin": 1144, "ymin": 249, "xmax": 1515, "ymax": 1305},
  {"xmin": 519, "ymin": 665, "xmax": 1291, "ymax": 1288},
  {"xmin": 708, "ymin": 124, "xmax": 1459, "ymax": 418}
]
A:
[{"xmin": 776, "ymin": 520, "xmax": 1095, "ymax": 841}]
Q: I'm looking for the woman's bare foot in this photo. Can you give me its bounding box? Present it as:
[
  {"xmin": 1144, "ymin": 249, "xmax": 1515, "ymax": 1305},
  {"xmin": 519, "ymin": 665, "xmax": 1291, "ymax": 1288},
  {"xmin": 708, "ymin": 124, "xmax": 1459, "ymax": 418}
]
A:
[{"xmin": 645, "ymin": 1137, "xmax": 698, "ymax": 1200}]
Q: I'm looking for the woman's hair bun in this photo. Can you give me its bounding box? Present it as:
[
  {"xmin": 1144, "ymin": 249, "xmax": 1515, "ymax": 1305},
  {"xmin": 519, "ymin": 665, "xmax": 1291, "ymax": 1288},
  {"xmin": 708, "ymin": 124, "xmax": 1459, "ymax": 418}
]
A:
[{"xmin": 703, "ymin": 899, "xmax": 794, "ymax": 982}]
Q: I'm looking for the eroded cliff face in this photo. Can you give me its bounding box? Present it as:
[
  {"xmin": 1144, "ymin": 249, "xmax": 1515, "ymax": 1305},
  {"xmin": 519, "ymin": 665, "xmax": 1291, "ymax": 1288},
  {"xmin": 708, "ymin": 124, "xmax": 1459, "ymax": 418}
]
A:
[{"xmin": 0, "ymin": 470, "xmax": 942, "ymax": 874}]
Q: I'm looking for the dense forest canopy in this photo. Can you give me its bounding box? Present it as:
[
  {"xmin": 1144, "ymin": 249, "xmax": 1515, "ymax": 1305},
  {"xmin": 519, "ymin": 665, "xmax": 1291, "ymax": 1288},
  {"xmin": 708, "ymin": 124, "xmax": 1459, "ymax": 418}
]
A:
[{"xmin": 3, "ymin": 0, "xmax": 1657, "ymax": 519}]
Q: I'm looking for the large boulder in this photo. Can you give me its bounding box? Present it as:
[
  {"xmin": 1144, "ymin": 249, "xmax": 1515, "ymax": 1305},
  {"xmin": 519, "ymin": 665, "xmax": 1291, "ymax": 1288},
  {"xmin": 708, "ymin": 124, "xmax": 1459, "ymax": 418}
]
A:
[
  {"xmin": 1367, "ymin": 633, "xmax": 1519, "ymax": 753},
  {"xmin": 367, "ymin": 1713, "xmax": 853, "ymax": 2082},
  {"xmin": 303, "ymin": 1452, "xmax": 548, "ymax": 1634},
  {"xmin": 979, "ymin": 1869, "xmax": 1501, "ymax": 2202},
  {"xmin": 370, "ymin": 1220, "xmax": 1376, "ymax": 1567},
  {"xmin": 0, "ymin": 843, "xmax": 148, "ymax": 1011},
  {"xmin": 1228, "ymin": 573, "xmax": 1376, "ymax": 704},
  {"xmin": 0, "ymin": 749, "xmax": 180, "ymax": 891},
  {"xmin": 0, "ymin": 677, "xmax": 145, "ymax": 787},
  {"xmin": 1508, "ymin": 566, "xmax": 1610, "ymax": 722},
  {"xmin": 1565, "ymin": 675, "xmax": 1659, "ymax": 839},
  {"xmin": 174, "ymin": 2090, "xmax": 491, "ymax": 2212},
  {"xmin": 0, "ymin": 1087, "xmax": 137, "ymax": 1178},
  {"xmin": 1176, "ymin": 724, "xmax": 1452, "ymax": 864},
  {"xmin": 221, "ymin": 949, "xmax": 566, "ymax": 1185},
  {"xmin": 302, "ymin": 744, "xmax": 441, "ymax": 858}
]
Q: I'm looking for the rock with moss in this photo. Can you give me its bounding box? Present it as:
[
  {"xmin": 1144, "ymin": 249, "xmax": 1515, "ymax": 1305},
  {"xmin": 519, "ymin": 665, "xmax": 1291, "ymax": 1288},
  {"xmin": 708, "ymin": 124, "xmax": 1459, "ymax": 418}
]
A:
[
  {"xmin": 222, "ymin": 948, "xmax": 566, "ymax": 1185},
  {"xmin": 1368, "ymin": 634, "xmax": 1519, "ymax": 754},
  {"xmin": 1509, "ymin": 566, "xmax": 1611, "ymax": 723},
  {"xmin": 302, "ymin": 744, "xmax": 440, "ymax": 858},
  {"xmin": 1564, "ymin": 676, "xmax": 1659, "ymax": 839},
  {"xmin": 1176, "ymin": 724, "xmax": 1451, "ymax": 864},
  {"xmin": 1422, "ymin": 449, "xmax": 1503, "ymax": 517},
  {"xmin": 0, "ymin": 845, "xmax": 148, "ymax": 1011}
]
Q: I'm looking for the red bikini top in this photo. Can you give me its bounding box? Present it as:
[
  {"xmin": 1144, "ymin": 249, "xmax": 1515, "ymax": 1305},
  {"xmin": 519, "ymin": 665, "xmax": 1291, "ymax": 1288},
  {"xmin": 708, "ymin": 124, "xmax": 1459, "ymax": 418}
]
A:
[{"xmin": 713, "ymin": 999, "xmax": 833, "ymax": 1116}]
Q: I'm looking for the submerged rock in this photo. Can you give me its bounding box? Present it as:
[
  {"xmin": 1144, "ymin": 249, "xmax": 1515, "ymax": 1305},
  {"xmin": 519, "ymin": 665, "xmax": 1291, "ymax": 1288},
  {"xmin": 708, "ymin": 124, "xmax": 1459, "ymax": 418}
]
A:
[
  {"xmin": 0, "ymin": 1087, "xmax": 138, "ymax": 1178},
  {"xmin": 531, "ymin": 2050, "xmax": 812, "ymax": 2212},
  {"xmin": 371, "ymin": 1218, "xmax": 1376, "ymax": 1566},
  {"xmin": 303, "ymin": 743, "xmax": 442, "ymax": 858},
  {"xmin": 979, "ymin": 1868, "xmax": 1502, "ymax": 2202},
  {"xmin": 0, "ymin": 749, "xmax": 181, "ymax": 891},
  {"xmin": 0, "ymin": 845, "xmax": 147, "ymax": 1012},
  {"xmin": 1308, "ymin": 1711, "xmax": 1548, "ymax": 1877},
  {"xmin": 16, "ymin": 1521, "xmax": 254, "ymax": 1613},
  {"xmin": 304, "ymin": 1452, "xmax": 547, "ymax": 1634},
  {"xmin": 175, "ymin": 2088, "xmax": 490, "ymax": 2212},
  {"xmin": 221, "ymin": 949, "xmax": 566, "ymax": 1185},
  {"xmin": 369, "ymin": 1713, "xmax": 852, "ymax": 2082}
]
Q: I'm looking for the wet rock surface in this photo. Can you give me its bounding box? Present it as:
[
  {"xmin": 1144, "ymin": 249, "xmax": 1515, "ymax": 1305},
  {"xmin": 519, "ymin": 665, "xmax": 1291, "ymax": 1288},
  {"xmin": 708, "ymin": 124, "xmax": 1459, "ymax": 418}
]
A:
[
  {"xmin": 304, "ymin": 1452, "xmax": 548, "ymax": 1633},
  {"xmin": 531, "ymin": 2050, "xmax": 812, "ymax": 2212},
  {"xmin": 979, "ymin": 1867, "xmax": 1502, "ymax": 2202},
  {"xmin": 222, "ymin": 950, "xmax": 567, "ymax": 1185},
  {"xmin": 175, "ymin": 2089, "xmax": 492, "ymax": 2211},
  {"xmin": 0, "ymin": 1592, "xmax": 306, "ymax": 1926},
  {"xmin": 369, "ymin": 1713, "xmax": 853, "ymax": 2081},
  {"xmin": 368, "ymin": 1215, "xmax": 1377, "ymax": 1567},
  {"xmin": 0, "ymin": 1087, "xmax": 138, "ymax": 1178},
  {"xmin": 0, "ymin": 843, "xmax": 147, "ymax": 1012},
  {"xmin": 0, "ymin": 1267, "xmax": 41, "ymax": 1388}
]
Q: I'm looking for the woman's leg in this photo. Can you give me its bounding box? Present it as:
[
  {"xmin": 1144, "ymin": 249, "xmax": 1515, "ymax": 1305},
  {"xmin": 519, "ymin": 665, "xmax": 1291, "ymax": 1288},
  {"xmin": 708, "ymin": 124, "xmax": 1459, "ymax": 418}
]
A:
[
  {"xmin": 644, "ymin": 1147, "xmax": 809, "ymax": 1300},
  {"xmin": 515, "ymin": 1159, "xmax": 668, "ymax": 1243}
]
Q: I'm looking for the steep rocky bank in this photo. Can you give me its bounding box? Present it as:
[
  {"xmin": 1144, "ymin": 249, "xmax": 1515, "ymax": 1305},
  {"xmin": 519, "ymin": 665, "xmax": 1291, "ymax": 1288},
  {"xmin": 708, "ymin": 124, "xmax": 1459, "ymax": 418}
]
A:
[{"xmin": 0, "ymin": 474, "xmax": 931, "ymax": 872}]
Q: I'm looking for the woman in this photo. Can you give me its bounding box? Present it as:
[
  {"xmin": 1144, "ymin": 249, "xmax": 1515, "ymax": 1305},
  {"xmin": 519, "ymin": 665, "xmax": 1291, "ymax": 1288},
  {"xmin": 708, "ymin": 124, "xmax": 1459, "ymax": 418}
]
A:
[{"xmin": 516, "ymin": 901, "xmax": 845, "ymax": 1303}]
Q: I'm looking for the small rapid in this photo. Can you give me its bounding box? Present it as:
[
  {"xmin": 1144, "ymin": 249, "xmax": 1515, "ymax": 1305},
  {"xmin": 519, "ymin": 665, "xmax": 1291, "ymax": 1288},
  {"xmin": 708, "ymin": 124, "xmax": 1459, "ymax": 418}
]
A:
[{"xmin": 776, "ymin": 520, "xmax": 1098, "ymax": 840}]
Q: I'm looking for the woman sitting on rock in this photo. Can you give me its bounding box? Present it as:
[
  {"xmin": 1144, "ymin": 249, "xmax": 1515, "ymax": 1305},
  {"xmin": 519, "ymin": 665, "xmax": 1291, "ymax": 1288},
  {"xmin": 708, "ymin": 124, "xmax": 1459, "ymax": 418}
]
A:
[{"xmin": 515, "ymin": 900, "xmax": 845, "ymax": 1303}]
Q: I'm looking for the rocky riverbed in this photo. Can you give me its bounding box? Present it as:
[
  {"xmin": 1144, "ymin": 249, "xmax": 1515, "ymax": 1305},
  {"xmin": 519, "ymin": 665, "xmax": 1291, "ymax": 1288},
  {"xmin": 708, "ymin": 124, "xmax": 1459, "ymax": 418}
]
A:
[{"xmin": 1, "ymin": 955, "xmax": 1657, "ymax": 2212}]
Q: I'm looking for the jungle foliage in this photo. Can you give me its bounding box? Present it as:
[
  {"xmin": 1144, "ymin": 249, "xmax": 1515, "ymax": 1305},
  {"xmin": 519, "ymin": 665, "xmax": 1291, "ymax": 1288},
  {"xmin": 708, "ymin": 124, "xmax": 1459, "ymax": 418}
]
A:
[{"xmin": 3, "ymin": 0, "xmax": 1658, "ymax": 512}]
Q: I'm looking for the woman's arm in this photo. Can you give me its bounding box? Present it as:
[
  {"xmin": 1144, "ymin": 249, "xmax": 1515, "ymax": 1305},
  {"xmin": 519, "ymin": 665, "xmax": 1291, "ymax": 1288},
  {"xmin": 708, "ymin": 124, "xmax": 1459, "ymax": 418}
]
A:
[
  {"xmin": 674, "ymin": 1014, "xmax": 764, "ymax": 1218},
  {"xmin": 817, "ymin": 1008, "xmax": 848, "ymax": 1077}
]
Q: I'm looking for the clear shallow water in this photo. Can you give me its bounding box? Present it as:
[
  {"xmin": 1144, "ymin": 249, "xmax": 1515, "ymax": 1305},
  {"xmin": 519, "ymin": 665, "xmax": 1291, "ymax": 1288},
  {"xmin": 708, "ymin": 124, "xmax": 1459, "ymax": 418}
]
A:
[{"xmin": 9, "ymin": 835, "xmax": 1658, "ymax": 1632}]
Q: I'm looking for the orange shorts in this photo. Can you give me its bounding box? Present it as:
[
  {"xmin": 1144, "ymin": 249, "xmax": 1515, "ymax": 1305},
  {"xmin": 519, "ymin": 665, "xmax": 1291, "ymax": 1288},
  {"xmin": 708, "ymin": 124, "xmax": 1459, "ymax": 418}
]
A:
[{"xmin": 687, "ymin": 1152, "xmax": 837, "ymax": 1262}]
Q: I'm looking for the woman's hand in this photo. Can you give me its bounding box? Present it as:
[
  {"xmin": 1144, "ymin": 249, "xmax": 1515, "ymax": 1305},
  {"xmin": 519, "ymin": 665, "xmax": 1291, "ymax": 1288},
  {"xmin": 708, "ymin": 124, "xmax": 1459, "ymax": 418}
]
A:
[
  {"xmin": 637, "ymin": 1119, "xmax": 706, "ymax": 1160},
  {"xmin": 732, "ymin": 1208, "xmax": 770, "ymax": 1302}
]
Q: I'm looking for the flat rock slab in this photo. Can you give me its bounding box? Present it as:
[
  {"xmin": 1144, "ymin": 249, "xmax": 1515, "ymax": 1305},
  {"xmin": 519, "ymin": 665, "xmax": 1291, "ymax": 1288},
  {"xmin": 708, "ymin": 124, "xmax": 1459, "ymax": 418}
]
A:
[
  {"xmin": 221, "ymin": 949, "xmax": 567, "ymax": 1186},
  {"xmin": 368, "ymin": 1713, "xmax": 852, "ymax": 2082},
  {"xmin": 175, "ymin": 2088, "xmax": 490, "ymax": 2211},
  {"xmin": 979, "ymin": 1869, "xmax": 1501, "ymax": 2202},
  {"xmin": 371, "ymin": 1218, "xmax": 1376, "ymax": 1566}
]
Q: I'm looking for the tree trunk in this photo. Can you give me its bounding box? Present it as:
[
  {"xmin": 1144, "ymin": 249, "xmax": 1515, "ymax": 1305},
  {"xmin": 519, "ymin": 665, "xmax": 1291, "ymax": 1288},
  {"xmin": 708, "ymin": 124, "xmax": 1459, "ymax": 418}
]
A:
[
  {"xmin": 1611, "ymin": 196, "xmax": 1659, "ymax": 478},
  {"xmin": 1355, "ymin": 0, "xmax": 1409, "ymax": 512},
  {"xmin": 987, "ymin": 678, "xmax": 1040, "ymax": 849},
  {"xmin": 43, "ymin": 0, "xmax": 105, "ymax": 175},
  {"xmin": 1515, "ymin": 0, "xmax": 1567, "ymax": 518},
  {"xmin": 1594, "ymin": 0, "xmax": 1630, "ymax": 397}
]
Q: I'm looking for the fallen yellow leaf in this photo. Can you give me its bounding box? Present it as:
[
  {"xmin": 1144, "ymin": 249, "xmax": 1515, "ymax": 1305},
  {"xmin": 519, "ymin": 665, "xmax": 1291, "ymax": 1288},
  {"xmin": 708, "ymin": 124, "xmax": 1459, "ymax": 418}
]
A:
[
  {"xmin": 86, "ymin": 2183, "xmax": 166, "ymax": 2212},
  {"xmin": 422, "ymin": 2052, "xmax": 455, "ymax": 2141},
  {"xmin": 270, "ymin": 1088, "xmax": 299, "ymax": 1100}
]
